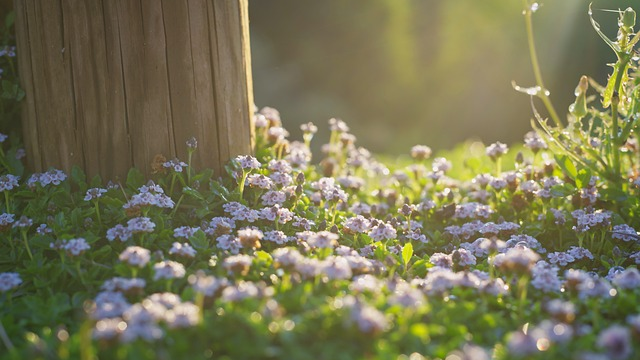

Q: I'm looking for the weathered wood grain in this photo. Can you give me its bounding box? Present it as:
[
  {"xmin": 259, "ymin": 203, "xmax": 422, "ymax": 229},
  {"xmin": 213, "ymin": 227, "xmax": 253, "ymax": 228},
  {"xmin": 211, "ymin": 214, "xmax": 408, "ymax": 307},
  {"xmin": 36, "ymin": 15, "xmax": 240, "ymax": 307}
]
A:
[{"xmin": 14, "ymin": 0, "xmax": 254, "ymax": 181}]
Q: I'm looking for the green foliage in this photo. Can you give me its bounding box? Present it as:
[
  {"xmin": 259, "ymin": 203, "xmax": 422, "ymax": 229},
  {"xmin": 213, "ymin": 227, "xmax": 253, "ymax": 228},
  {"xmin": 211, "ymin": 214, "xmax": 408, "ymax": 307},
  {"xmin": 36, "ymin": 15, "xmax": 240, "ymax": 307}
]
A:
[{"xmin": 2, "ymin": 3, "xmax": 640, "ymax": 360}]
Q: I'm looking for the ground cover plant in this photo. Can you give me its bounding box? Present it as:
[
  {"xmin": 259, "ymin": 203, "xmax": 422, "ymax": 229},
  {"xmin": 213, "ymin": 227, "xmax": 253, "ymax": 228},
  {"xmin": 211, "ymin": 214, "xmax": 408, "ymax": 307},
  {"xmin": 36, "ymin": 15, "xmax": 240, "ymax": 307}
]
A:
[{"xmin": 2, "ymin": 3, "xmax": 640, "ymax": 360}]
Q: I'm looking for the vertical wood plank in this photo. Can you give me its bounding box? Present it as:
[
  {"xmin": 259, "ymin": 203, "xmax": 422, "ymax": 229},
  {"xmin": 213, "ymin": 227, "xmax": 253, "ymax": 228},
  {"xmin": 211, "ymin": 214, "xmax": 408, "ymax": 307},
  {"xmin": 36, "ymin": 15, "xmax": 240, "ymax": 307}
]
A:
[{"xmin": 15, "ymin": 0, "xmax": 254, "ymax": 180}]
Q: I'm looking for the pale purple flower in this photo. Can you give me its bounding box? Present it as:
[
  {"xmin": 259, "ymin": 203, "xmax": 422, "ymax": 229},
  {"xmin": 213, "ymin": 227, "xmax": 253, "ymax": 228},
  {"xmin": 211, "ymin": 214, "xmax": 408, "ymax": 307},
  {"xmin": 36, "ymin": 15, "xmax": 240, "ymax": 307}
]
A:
[
  {"xmin": 0, "ymin": 272, "xmax": 22, "ymax": 292},
  {"xmin": 153, "ymin": 260, "xmax": 186, "ymax": 280},
  {"xmin": 12, "ymin": 215, "xmax": 32, "ymax": 229},
  {"xmin": 368, "ymin": 222, "xmax": 397, "ymax": 241},
  {"xmin": 486, "ymin": 142, "xmax": 508, "ymax": 160},
  {"xmin": 0, "ymin": 213, "xmax": 15, "ymax": 228},
  {"xmin": 62, "ymin": 238, "xmax": 91, "ymax": 256},
  {"xmin": 0, "ymin": 174, "xmax": 19, "ymax": 191},
  {"xmin": 127, "ymin": 217, "xmax": 155, "ymax": 233},
  {"xmin": 597, "ymin": 325, "xmax": 632, "ymax": 360},
  {"xmin": 119, "ymin": 246, "xmax": 151, "ymax": 268},
  {"xmin": 261, "ymin": 190, "xmax": 287, "ymax": 206},
  {"xmin": 611, "ymin": 224, "xmax": 638, "ymax": 242},
  {"xmin": 163, "ymin": 158, "xmax": 188, "ymax": 173},
  {"xmin": 306, "ymin": 231, "xmax": 339, "ymax": 249},
  {"xmin": 173, "ymin": 226, "xmax": 200, "ymax": 239},
  {"xmin": 169, "ymin": 242, "xmax": 197, "ymax": 258},
  {"xmin": 107, "ymin": 224, "xmax": 133, "ymax": 242},
  {"xmin": 84, "ymin": 187, "xmax": 107, "ymax": 201},
  {"xmin": 235, "ymin": 155, "xmax": 261, "ymax": 170},
  {"xmin": 263, "ymin": 230, "xmax": 291, "ymax": 245}
]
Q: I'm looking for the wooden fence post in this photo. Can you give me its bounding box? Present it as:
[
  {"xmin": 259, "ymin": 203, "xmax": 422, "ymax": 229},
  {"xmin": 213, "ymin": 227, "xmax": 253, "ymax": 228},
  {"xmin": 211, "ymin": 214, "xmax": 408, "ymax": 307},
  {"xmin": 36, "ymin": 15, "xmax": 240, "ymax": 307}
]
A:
[{"xmin": 13, "ymin": 0, "xmax": 254, "ymax": 181}]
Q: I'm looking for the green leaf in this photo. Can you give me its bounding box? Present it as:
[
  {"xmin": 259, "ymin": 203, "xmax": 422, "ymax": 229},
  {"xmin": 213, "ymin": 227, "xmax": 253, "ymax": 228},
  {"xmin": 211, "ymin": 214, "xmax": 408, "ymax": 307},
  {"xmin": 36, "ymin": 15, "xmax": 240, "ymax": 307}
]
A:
[
  {"xmin": 126, "ymin": 167, "xmax": 145, "ymax": 190},
  {"xmin": 254, "ymin": 250, "xmax": 273, "ymax": 265},
  {"xmin": 554, "ymin": 154, "xmax": 577, "ymax": 180},
  {"xmin": 90, "ymin": 174, "xmax": 103, "ymax": 188},
  {"xmin": 402, "ymin": 242, "xmax": 413, "ymax": 268},
  {"xmin": 189, "ymin": 230, "xmax": 209, "ymax": 250},
  {"xmin": 550, "ymin": 183, "xmax": 576, "ymax": 197},
  {"xmin": 183, "ymin": 186, "xmax": 204, "ymax": 201},
  {"xmin": 575, "ymin": 168, "xmax": 592, "ymax": 189},
  {"xmin": 71, "ymin": 165, "xmax": 87, "ymax": 186}
]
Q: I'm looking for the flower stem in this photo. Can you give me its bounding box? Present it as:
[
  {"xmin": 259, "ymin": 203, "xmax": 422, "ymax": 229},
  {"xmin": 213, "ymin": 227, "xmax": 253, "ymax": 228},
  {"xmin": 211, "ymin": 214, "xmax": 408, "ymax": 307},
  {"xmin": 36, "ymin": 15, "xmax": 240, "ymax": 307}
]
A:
[
  {"xmin": 523, "ymin": 0, "xmax": 562, "ymax": 127},
  {"xmin": 21, "ymin": 230, "xmax": 33, "ymax": 261}
]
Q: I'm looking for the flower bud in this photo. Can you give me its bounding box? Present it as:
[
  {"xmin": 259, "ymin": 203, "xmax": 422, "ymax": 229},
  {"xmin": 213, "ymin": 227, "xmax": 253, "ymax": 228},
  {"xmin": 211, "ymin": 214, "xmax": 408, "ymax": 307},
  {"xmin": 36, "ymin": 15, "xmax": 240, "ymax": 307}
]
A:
[
  {"xmin": 620, "ymin": 7, "xmax": 636, "ymax": 31},
  {"xmin": 569, "ymin": 76, "xmax": 589, "ymax": 119}
]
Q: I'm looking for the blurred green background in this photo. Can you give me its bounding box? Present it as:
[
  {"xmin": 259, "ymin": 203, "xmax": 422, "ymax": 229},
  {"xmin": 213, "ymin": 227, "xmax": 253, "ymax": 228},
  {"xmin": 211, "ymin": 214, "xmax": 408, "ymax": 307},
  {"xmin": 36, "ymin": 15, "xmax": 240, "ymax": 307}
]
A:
[{"xmin": 249, "ymin": 0, "xmax": 637, "ymax": 155}]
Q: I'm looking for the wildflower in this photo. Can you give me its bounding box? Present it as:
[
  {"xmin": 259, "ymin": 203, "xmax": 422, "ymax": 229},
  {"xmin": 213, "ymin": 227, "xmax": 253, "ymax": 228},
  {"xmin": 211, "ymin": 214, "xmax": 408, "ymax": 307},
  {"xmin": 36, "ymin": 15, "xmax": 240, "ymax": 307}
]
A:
[
  {"xmin": 205, "ymin": 217, "xmax": 235, "ymax": 237},
  {"xmin": 222, "ymin": 254, "xmax": 253, "ymax": 276},
  {"xmin": 492, "ymin": 247, "xmax": 540, "ymax": 274},
  {"xmin": 300, "ymin": 122, "xmax": 318, "ymax": 135},
  {"xmin": 235, "ymin": 155, "xmax": 261, "ymax": 170},
  {"xmin": 489, "ymin": 177, "xmax": 507, "ymax": 191},
  {"xmin": 322, "ymin": 256, "xmax": 353, "ymax": 280},
  {"xmin": 388, "ymin": 283, "xmax": 425, "ymax": 308},
  {"xmin": 546, "ymin": 299, "xmax": 576, "ymax": 323},
  {"xmin": 611, "ymin": 268, "xmax": 640, "ymax": 290},
  {"xmin": 571, "ymin": 209, "xmax": 611, "ymax": 233},
  {"xmin": 432, "ymin": 157, "xmax": 452, "ymax": 172},
  {"xmin": 127, "ymin": 217, "xmax": 155, "ymax": 234},
  {"xmin": 611, "ymin": 224, "xmax": 638, "ymax": 242},
  {"xmin": 11, "ymin": 216, "xmax": 32, "ymax": 232},
  {"xmin": 169, "ymin": 242, "xmax": 197, "ymax": 258},
  {"xmin": 36, "ymin": 223, "xmax": 52, "ymax": 235},
  {"xmin": 410, "ymin": 145, "xmax": 432, "ymax": 160},
  {"xmin": 328, "ymin": 117, "xmax": 349, "ymax": 132},
  {"xmin": 523, "ymin": 131, "xmax": 547, "ymax": 153},
  {"xmin": 0, "ymin": 272, "xmax": 22, "ymax": 292},
  {"xmin": 264, "ymin": 230, "xmax": 291, "ymax": 245},
  {"xmin": 107, "ymin": 224, "xmax": 133, "ymax": 242},
  {"xmin": 189, "ymin": 272, "xmax": 229, "ymax": 298},
  {"xmin": 221, "ymin": 281, "xmax": 260, "ymax": 302},
  {"xmin": 119, "ymin": 246, "xmax": 151, "ymax": 268},
  {"xmin": 0, "ymin": 174, "xmax": 19, "ymax": 191},
  {"xmin": 215, "ymin": 234, "xmax": 242, "ymax": 254},
  {"xmin": 101, "ymin": 277, "xmax": 146, "ymax": 293},
  {"xmin": 0, "ymin": 133, "xmax": 7, "ymax": 142},
  {"xmin": 27, "ymin": 169, "xmax": 67, "ymax": 187},
  {"xmin": 567, "ymin": 246, "xmax": 593, "ymax": 260},
  {"xmin": 153, "ymin": 261, "xmax": 186, "ymax": 281},
  {"xmin": 272, "ymin": 247, "xmax": 304, "ymax": 270},
  {"xmin": 547, "ymin": 252, "xmax": 575, "ymax": 266},
  {"xmin": 173, "ymin": 226, "xmax": 200, "ymax": 239},
  {"xmin": 596, "ymin": 325, "xmax": 632, "ymax": 360},
  {"xmin": 165, "ymin": 302, "xmax": 200, "ymax": 329},
  {"xmin": 368, "ymin": 221, "xmax": 397, "ymax": 241},
  {"xmin": 306, "ymin": 231, "xmax": 339, "ymax": 249},
  {"xmin": 350, "ymin": 302, "xmax": 388, "ymax": 334},
  {"xmin": 246, "ymin": 174, "xmax": 274, "ymax": 189},
  {"xmin": 261, "ymin": 190, "xmax": 287, "ymax": 206},
  {"xmin": 237, "ymin": 228, "xmax": 263, "ymax": 249},
  {"xmin": 505, "ymin": 234, "xmax": 546, "ymax": 254},
  {"xmin": 485, "ymin": 142, "xmax": 509, "ymax": 160},
  {"xmin": 186, "ymin": 137, "xmax": 198, "ymax": 150},
  {"xmin": 0, "ymin": 213, "xmax": 15, "ymax": 230},
  {"xmin": 506, "ymin": 330, "xmax": 538, "ymax": 357},
  {"xmin": 430, "ymin": 253, "xmax": 453, "ymax": 268},
  {"xmin": 61, "ymin": 238, "xmax": 91, "ymax": 256},
  {"xmin": 84, "ymin": 187, "xmax": 107, "ymax": 201},
  {"xmin": 163, "ymin": 158, "xmax": 188, "ymax": 173},
  {"xmin": 91, "ymin": 291, "xmax": 131, "ymax": 320},
  {"xmin": 531, "ymin": 261, "xmax": 562, "ymax": 293}
]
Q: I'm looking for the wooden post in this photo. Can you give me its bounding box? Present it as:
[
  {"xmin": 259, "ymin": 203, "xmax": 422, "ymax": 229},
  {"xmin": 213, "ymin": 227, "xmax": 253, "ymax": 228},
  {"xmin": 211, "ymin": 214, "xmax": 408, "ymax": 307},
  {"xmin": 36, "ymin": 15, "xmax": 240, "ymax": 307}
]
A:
[{"xmin": 13, "ymin": 0, "xmax": 254, "ymax": 181}]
